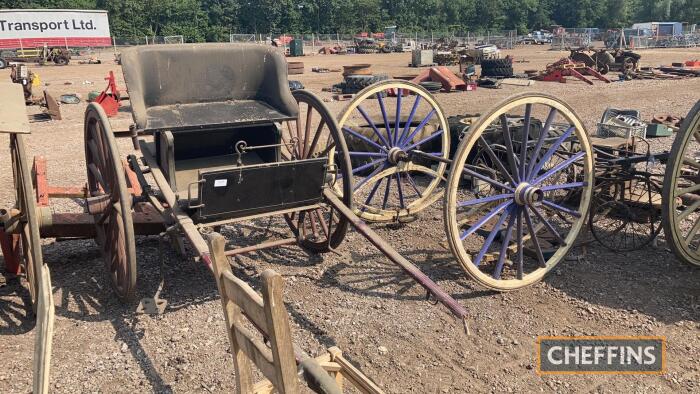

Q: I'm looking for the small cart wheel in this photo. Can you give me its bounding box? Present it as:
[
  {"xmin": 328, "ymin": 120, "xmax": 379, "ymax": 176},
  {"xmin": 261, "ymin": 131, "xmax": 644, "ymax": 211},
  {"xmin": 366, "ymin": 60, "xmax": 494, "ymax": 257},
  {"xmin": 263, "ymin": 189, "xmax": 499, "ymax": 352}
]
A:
[
  {"xmin": 662, "ymin": 100, "xmax": 700, "ymax": 267},
  {"xmin": 590, "ymin": 176, "xmax": 662, "ymax": 252},
  {"xmin": 282, "ymin": 90, "xmax": 353, "ymax": 252},
  {"xmin": 337, "ymin": 80, "xmax": 450, "ymax": 222},
  {"xmin": 10, "ymin": 134, "xmax": 44, "ymax": 313},
  {"xmin": 84, "ymin": 103, "xmax": 138, "ymax": 301},
  {"xmin": 444, "ymin": 93, "xmax": 594, "ymax": 291}
]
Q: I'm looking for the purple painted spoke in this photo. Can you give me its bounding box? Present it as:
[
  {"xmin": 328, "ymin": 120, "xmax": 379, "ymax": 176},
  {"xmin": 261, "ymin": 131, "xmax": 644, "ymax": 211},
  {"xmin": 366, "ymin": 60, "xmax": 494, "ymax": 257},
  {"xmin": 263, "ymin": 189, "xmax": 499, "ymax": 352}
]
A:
[
  {"xmin": 460, "ymin": 200, "xmax": 512, "ymax": 240},
  {"xmin": 493, "ymin": 210, "xmax": 517, "ymax": 279},
  {"xmin": 457, "ymin": 193, "xmax": 513, "ymax": 208},
  {"xmin": 349, "ymin": 151, "xmax": 388, "ymax": 158},
  {"xmin": 531, "ymin": 150, "xmax": 585, "ymax": 186},
  {"xmin": 524, "ymin": 207, "xmax": 547, "ymax": 268},
  {"xmin": 404, "ymin": 129, "xmax": 444, "ymax": 152},
  {"xmin": 351, "ymin": 158, "xmax": 386, "ymax": 175},
  {"xmin": 500, "ymin": 114, "xmax": 521, "ymax": 183},
  {"xmin": 528, "ymin": 126, "xmax": 575, "ymax": 182},
  {"xmin": 461, "ymin": 166, "xmax": 514, "ymax": 192},
  {"xmin": 404, "ymin": 172, "xmax": 423, "ymax": 198},
  {"xmin": 399, "ymin": 109, "xmax": 436, "ymax": 147},
  {"xmin": 376, "ymin": 93, "xmax": 393, "ymax": 146},
  {"xmin": 519, "ymin": 104, "xmax": 532, "ymax": 180},
  {"xmin": 361, "ymin": 177, "xmax": 384, "ymax": 210},
  {"xmin": 473, "ymin": 205, "xmax": 513, "ymax": 266},
  {"xmin": 526, "ymin": 108, "xmax": 558, "ymax": 179},
  {"xmin": 540, "ymin": 182, "xmax": 586, "ymax": 192},
  {"xmin": 478, "ymin": 136, "xmax": 517, "ymax": 187},
  {"xmin": 382, "ymin": 175, "xmax": 392, "ymax": 209},
  {"xmin": 396, "ymin": 172, "xmax": 405, "ymax": 209},
  {"xmin": 394, "ymin": 89, "xmax": 402, "ymax": 146},
  {"xmin": 342, "ymin": 126, "xmax": 388, "ymax": 153},
  {"xmin": 541, "ymin": 199, "xmax": 581, "ymax": 218},
  {"xmin": 515, "ymin": 208, "xmax": 524, "ymax": 279},
  {"xmin": 398, "ymin": 96, "xmax": 422, "ymax": 145},
  {"xmin": 353, "ymin": 163, "xmax": 386, "ymax": 192},
  {"xmin": 356, "ymin": 105, "xmax": 391, "ymax": 148},
  {"xmin": 528, "ymin": 205, "xmax": 566, "ymax": 245}
]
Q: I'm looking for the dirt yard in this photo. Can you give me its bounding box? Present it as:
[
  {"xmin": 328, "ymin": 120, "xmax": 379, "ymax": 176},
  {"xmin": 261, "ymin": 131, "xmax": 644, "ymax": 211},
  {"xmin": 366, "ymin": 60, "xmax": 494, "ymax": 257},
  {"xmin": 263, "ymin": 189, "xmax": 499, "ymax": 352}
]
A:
[{"xmin": 1, "ymin": 46, "xmax": 699, "ymax": 393}]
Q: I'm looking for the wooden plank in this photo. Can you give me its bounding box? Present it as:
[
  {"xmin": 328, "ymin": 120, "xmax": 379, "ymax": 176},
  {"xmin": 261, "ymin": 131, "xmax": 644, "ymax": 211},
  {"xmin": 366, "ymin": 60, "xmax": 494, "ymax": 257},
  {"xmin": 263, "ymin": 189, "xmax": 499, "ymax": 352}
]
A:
[
  {"xmin": 221, "ymin": 271, "xmax": 268, "ymax": 333},
  {"xmin": 33, "ymin": 264, "xmax": 54, "ymax": 394},
  {"xmin": 328, "ymin": 347, "xmax": 385, "ymax": 394},
  {"xmin": 260, "ymin": 270, "xmax": 299, "ymax": 392},
  {"xmin": 233, "ymin": 325, "xmax": 278, "ymax": 385},
  {"xmin": 501, "ymin": 78, "xmax": 535, "ymax": 86},
  {"xmin": 0, "ymin": 82, "xmax": 30, "ymax": 134},
  {"xmin": 252, "ymin": 380, "xmax": 275, "ymax": 394}
]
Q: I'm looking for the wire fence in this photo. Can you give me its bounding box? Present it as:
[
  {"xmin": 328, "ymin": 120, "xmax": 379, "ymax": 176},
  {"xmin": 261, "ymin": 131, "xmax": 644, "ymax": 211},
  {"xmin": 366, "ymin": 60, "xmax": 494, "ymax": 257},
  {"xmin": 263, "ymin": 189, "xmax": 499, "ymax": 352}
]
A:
[
  {"xmin": 231, "ymin": 31, "xmax": 517, "ymax": 53},
  {"xmin": 549, "ymin": 28, "xmax": 700, "ymax": 50},
  {"xmin": 4, "ymin": 28, "xmax": 697, "ymax": 52}
]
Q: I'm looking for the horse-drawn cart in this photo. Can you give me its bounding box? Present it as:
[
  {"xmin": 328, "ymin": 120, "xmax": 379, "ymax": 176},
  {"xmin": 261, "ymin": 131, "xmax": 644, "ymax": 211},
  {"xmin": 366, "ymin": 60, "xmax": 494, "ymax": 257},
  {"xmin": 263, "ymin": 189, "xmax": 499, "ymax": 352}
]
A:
[{"xmin": 1, "ymin": 43, "xmax": 469, "ymax": 327}]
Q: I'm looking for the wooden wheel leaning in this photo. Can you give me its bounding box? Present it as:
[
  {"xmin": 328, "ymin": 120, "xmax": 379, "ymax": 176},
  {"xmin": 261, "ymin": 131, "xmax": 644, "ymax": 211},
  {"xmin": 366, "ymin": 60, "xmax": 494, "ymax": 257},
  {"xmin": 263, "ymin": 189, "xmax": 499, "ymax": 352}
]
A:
[
  {"xmin": 84, "ymin": 103, "xmax": 137, "ymax": 301},
  {"xmin": 10, "ymin": 133, "xmax": 44, "ymax": 313},
  {"xmin": 282, "ymin": 90, "xmax": 353, "ymax": 252},
  {"xmin": 337, "ymin": 80, "xmax": 450, "ymax": 222},
  {"xmin": 444, "ymin": 93, "xmax": 594, "ymax": 291},
  {"xmin": 662, "ymin": 100, "xmax": 700, "ymax": 267}
]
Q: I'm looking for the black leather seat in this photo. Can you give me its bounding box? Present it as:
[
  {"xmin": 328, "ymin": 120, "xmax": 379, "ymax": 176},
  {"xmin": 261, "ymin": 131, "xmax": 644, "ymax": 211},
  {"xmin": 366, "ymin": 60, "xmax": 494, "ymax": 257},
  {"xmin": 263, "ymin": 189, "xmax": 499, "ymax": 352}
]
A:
[{"xmin": 121, "ymin": 43, "xmax": 298, "ymax": 131}]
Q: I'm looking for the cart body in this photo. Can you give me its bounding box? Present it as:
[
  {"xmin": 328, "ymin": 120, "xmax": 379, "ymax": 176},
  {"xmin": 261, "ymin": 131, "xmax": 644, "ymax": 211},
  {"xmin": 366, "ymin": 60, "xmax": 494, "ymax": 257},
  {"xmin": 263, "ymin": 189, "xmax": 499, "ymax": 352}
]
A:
[{"xmin": 121, "ymin": 44, "xmax": 328, "ymax": 222}]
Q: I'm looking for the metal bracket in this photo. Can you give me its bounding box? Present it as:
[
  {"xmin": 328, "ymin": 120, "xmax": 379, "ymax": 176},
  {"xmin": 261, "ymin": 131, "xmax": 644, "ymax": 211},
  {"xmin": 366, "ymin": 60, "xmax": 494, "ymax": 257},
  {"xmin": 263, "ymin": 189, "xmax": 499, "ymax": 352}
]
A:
[
  {"xmin": 187, "ymin": 180, "xmax": 206, "ymax": 209},
  {"xmin": 235, "ymin": 137, "xmax": 299, "ymax": 165}
]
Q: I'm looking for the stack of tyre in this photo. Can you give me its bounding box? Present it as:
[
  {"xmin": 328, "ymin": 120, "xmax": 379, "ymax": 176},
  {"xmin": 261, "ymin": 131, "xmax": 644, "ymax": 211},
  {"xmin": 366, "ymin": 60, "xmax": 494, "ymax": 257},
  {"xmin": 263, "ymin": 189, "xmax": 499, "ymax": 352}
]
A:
[
  {"xmin": 340, "ymin": 74, "xmax": 389, "ymax": 94},
  {"xmin": 480, "ymin": 58, "xmax": 513, "ymax": 78},
  {"xmin": 356, "ymin": 42, "xmax": 378, "ymax": 54}
]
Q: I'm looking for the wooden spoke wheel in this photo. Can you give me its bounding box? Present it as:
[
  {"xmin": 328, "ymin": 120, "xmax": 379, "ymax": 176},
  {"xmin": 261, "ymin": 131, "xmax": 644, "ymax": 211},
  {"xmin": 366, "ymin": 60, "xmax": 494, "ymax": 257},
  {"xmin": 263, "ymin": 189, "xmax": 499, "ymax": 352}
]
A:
[
  {"xmin": 337, "ymin": 80, "xmax": 450, "ymax": 222},
  {"xmin": 282, "ymin": 90, "xmax": 353, "ymax": 253},
  {"xmin": 662, "ymin": 100, "xmax": 700, "ymax": 267},
  {"xmin": 84, "ymin": 103, "xmax": 137, "ymax": 301},
  {"xmin": 444, "ymin": 93, "xmax": 594, "ymax": 291},
  {"xmin": 10, "ymin": 133, "xmax": 44, "ymax": 313}
]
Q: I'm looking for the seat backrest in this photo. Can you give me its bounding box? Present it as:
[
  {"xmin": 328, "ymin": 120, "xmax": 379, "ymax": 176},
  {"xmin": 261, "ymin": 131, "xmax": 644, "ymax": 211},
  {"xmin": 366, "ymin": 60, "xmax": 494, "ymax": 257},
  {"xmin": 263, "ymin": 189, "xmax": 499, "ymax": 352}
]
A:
[
  {"xmin": 121, "ymin": 43, "xmax": 298, "ymax": 131},
  {"xmin": 208, "ymin": 234, "xmax": 299, "ymax": 393}
]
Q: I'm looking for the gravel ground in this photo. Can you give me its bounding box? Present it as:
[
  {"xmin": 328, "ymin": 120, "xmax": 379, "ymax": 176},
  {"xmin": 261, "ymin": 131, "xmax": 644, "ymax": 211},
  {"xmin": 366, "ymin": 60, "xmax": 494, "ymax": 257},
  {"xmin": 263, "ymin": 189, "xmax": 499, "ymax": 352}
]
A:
[{"xmin": 1, "ymin": 46, "xmax": 699, "ymax": 393}]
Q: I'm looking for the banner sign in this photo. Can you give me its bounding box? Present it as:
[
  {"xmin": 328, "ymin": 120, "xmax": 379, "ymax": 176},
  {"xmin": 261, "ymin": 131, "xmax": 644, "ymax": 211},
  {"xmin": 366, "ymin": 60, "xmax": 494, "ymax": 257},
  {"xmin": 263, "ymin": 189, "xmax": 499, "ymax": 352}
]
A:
[{"xmin": 0, "ymin": 9, "xmax": 111, "ymax": 49}]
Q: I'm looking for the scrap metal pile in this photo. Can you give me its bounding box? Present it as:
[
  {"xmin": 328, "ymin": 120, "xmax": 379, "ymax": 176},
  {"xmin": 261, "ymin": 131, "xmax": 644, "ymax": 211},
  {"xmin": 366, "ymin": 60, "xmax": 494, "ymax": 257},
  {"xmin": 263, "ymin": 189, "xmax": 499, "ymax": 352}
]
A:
[
  {"xmin": 531, "ymin": 57, "xmax": 611, "ymax": 85},
  {"xmin": 569, "ymin": 47, "xmax": 641, "ymax": 76}
]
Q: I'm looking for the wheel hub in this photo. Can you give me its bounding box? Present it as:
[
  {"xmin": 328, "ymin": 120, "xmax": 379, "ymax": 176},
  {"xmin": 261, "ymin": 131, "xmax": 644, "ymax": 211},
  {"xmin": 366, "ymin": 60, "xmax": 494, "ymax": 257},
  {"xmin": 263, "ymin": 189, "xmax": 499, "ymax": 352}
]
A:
[
  {"xmin": 387, "ymin": 147, "xmax": 409, "ymax": 165},
  {"xmin": 514, "ymin": 182, "xmax": 544, "ymax": 206}
]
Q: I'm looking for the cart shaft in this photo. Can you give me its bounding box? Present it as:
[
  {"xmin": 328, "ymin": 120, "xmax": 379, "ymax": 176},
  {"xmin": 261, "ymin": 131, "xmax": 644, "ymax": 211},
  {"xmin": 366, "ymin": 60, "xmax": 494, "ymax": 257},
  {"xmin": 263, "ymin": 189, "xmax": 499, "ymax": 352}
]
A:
[{"xmin": 322, "ymin": 190, "xmax": 469, "ymax": 321}]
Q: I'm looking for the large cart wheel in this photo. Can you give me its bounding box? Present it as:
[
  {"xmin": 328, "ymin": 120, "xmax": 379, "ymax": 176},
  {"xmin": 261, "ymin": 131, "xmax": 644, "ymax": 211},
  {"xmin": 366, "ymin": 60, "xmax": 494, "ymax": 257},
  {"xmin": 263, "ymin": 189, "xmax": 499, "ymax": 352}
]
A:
[
  {"xmin": 282, "ymin": 90, "xmax": 353, "ymax": 252},
  {"xmin": 444, "ymin": 93, "xmax": 594, "ymax": 291},
  {"xmin": 662, "ymin": 100, "xmax": 700, "ymax": 267},
  {"xmin": 84, "ymin": 103, "xmax": 137, "ymax": 301},
  {"xmin": 337, "ymin": 80, "xmax": 450, "ymax": 222},
  {"xmin": 10, "ymin": 134, "xmax": 44, "ymax": 313}
]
